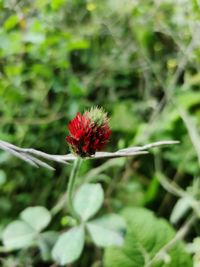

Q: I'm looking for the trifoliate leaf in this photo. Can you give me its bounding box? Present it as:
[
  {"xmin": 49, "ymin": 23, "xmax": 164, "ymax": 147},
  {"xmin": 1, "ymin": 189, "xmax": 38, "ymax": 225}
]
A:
[
  {"xmin": 52, "ymin": 226, "xmax": 85, "ymax": 265},
  {"xmin": 20, "ymin": 206, "xmax": 51, "ymax": 232},
  {"xmin": 89, "ymin": 214, "xmax": 126, "ymax": 233},
  {"xmin": 74, "ymin": 183, "xmax": 104, "ymax": 221},
  {"xmin": 38, "ymin": 231, "xmax": 58, "ymax": 261},
  {"xmin": 104, "ymin": 208, "xmax": 192, "ymax": 267},
  {"xmin": 2, "ymin": 220, "xmax": 36, "ymax": 249},
  {"xmin": 87, "ymin": 222, "xmax": 124, "ymax": 247}
]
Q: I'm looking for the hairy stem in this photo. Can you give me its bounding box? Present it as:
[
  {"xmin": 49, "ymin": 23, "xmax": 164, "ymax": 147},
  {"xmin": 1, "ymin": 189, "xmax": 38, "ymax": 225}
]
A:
[{"xmin": 67, "ymin": 157, "xmax": 82, "ymax": 219}]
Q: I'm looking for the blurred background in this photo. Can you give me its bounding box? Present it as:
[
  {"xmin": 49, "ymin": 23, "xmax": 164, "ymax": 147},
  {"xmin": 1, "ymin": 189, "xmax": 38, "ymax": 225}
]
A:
[{"xmin": 0, "ymin": 0, "xmax": 200, "ymax": 266}]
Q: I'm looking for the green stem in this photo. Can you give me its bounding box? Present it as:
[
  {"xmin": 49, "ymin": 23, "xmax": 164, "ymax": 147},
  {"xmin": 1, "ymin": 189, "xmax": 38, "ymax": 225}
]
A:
[{"xmin": 67, "ymin": 157, "xmax": 82, "ymax": 219}]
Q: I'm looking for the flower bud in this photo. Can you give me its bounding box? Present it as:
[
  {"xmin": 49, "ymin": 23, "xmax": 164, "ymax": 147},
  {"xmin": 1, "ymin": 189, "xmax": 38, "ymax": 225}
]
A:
[{"xmin": 66, "ymin": 107, "xmax": 112, "ymax": 157}]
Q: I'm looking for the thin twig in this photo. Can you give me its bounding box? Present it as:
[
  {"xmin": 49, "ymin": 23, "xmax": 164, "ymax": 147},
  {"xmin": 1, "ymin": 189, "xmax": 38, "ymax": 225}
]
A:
[
  {"xmin": 0, "ymin": 140, "xmax": 179, "ymax": 170},
  {"xmin": 0, "ymin": 142, "xmax": 38, "ymax": 167},
  {"xmin": 156, "ymin": 172, "xmax": 186, "ymax": 198}
]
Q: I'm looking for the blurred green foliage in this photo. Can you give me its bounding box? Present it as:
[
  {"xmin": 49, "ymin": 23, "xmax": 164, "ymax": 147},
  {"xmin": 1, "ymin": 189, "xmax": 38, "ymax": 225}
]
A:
[
  {"xmin": 0, "ymin": 0, "xmax": 200, "ymax": 266},
  {"xmin": 104, "ymin": 207, "xmax": 192, "ymax": 267}
]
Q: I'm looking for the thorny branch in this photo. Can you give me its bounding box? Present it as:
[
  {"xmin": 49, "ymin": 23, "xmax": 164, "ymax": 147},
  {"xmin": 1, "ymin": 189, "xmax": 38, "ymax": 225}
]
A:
[{"xmin": 0, "ymin": 140, "xmax": 179, "ymax": 170}]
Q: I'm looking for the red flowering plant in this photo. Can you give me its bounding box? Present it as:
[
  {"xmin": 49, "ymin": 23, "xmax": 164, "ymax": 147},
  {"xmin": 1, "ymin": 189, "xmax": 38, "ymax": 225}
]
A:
[
  {"xmin": 66, "ymin": 107, "xmax": 112, "ymax": 157},
  {"xmin": 0, "ymin": 107, "xmax": 180, "ymax": 266},
  {"xmin": 48, "ymin": 107, "xmax": 179, "ymax": 265}
]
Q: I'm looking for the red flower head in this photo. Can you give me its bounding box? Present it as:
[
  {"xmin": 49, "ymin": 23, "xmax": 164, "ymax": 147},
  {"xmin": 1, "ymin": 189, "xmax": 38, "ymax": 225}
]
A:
[{"xmin": 66, "ymin": 107, "xmax": 112, "ymax": 157}]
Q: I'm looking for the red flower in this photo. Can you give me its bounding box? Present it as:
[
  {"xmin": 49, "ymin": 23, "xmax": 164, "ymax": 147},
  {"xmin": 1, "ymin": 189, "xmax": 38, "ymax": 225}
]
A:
[{"xmin": 66, "ymin": 107, "xmax": 112, "ymax": 157}]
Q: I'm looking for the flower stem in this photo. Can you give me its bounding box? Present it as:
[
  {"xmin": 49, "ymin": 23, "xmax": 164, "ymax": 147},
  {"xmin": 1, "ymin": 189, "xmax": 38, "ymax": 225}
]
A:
[{"xmin": 67, "ymin": 157, "xmax": 82, "ymax": 219}]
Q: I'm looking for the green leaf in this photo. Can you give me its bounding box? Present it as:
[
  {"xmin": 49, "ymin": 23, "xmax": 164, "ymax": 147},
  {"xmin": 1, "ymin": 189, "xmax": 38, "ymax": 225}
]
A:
[
  {"xmin": 23, "ymin": 32, "xmax": 45, "ymax": 44},
  {"xmin": 104, "ymin": 208, "xmax": 192, "ymax": 267},
  {"xmin": 68, "ymin": 77, "xmax": 86, "ymax": 97},
  {"xmin": 51, "ymin": 0, "xmax": 65, "ymax": 10},
  {"xmin": 170, "ymin": 197, "xmax": 192, "ymax": 224},
  {"xmin": 38, "ymin": 231, "xmax": 58, "ymax": 261},
  {"xmin": 68, "ymin": 39, "xmax": 90, "ymax": 51},
  {"xmin": 2, "ymin": 220, "xmax": 36, "ymax": 249},
  {"xmin": 144, "ymin": 175, "xmax": 160, "ymax": 204},
  {"xmin": 89, "ymin": 214, "xmax": 126, "ymax": 232},
  {"xmin": 74, "ymin": 183, "xmax": 104, "ymax": 221},
  {"xmin": 20, "ymin": 206, "xmax": 51, "ymax": 232},
  {"xmin": 177, "ymin": 91, "xmax": 200, "ymax": 108},
  {"xmin": 4, "ymin": 15, "xmax": 18, "ymax": 31},
  {"xmin": 110, "ymin": 103, "xmax": 139, "ymax": 132},
  {"xmin": 87, "ymin": 222, "xmax": 124, "ymax": 248},
  {"xmin": 0, "ymin": 170, "xmax": 6, "ymax": 186},
  {"xmin": 52, "ymin": 226, "xmax": 85, "ymax": 265}
]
